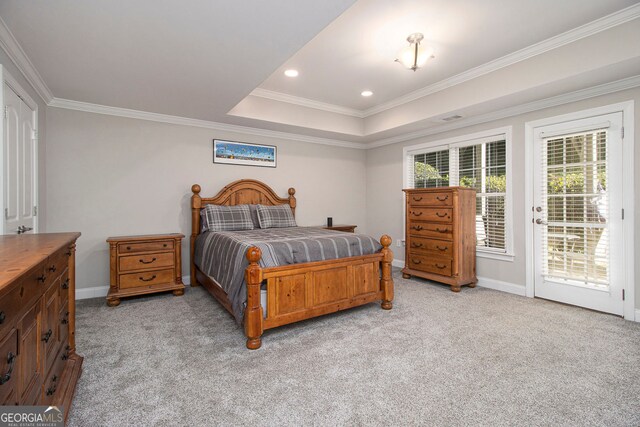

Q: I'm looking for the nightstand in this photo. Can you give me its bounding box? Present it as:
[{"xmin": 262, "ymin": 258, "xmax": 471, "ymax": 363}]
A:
[
  {"xmin": 106, "ymin": 233, "xmax": 185, "ymax": 306},
  {"xmin": 323, "ymin": 225, "xmax": 357, "ymax": 233}
]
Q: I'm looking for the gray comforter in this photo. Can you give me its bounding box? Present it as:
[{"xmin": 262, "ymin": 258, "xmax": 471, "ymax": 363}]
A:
[{"xmin": 194, "ymin": 226, "xmax": 383, "ymax": 322}]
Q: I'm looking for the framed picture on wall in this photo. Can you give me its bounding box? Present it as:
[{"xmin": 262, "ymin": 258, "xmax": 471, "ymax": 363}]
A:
[{"xmin": 213, "ymin": 139, "xmax": 277, "ymax": 168}]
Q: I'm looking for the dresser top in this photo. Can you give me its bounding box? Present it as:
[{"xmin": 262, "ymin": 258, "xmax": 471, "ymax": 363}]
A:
[
  {"xmin": 403, "ymin": 186, "xmax": 476, "ymax": 193},
  {"xmin": 106, "ymin": 233, "xmax": 184, "ymax": 243},
  {"xmin": 0, "ymin": 232, "xmax": 81, "ymax": 289}
]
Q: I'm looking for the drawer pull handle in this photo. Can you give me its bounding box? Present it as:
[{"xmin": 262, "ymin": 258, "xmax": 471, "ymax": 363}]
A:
[
  {"xmin": 163, "ymin": 244, "xmax": 168, "ymax": 248},
  {"xmin": 0, "ymin": 311, "xmax": 5, "ymax": 324},
  {"xmin": 62, "ymin": 345, "xmax": 71, "ymax": 361},
  {"xmin": 436, "ymin": 228, "xmax": 448, "ymax": 233},
  {"xmin": 437, "ymin": 246, "xmax": 448, "ymax": 251},
  {"xmin": 139, "ymin": 275, "xmax": 157, "ymax": 282},
  {"xmin": 436, "ymin": 195, "xmax": 449, "ymax": 201},
  {"xmin": 61, "ymin": 311, "xmax": 69, "ymax": 325},
  {"xmin": 436, "ymin": 212, "xmax": 448, "ymax": 218},
  {"xmin": 48, "ymin": 265, "xmax": 57, "ymax": 273},
  {"xmin": 413, "ymin": 196, "xmax": 423, "ymax": 201},
  {"xmin": 62, "ymin": 279, "xmax": 69, "ymax": 290},
  {"xmin": 46, "ymin": 384, "xmax": 57, "ymax": 396},
  {"xmin": 37, "ymin": 275, "xmax": 46, "ymax": 283},
  {"xmin": 52, "ymin": 375, "xmax": 58, "ymax": 383},
  {"xmin": 66, "ymin": 251, "xmax": 71, "ymax": 256},
  {"xmin": 42, "ymin": 329, "xmax": 53, "ymax": 343},
  {"xmin": 412, "ymin": 259, "xmax": 422, "ymax": 264},
  {"xmin": 411, "ymin": 243, "xmax": 423, "ymax": 248},
  {"xmin": 435, "ymin": 263, "xmax": 447, "ymax": 269},
  {"xmin": 411, "ymin": 225, "xmax": 423, "ymax": 231},
  {"xmin": 126, "ymin": 246, "xmax": 132, "ymax": 250},
  {"xmin": 0, "ymin": 352, "xmax": 16, "ymax": 385},
  {"xmin": 139, "ymin": 257, "xmax": 157, "ymax": 265},
  {"xmin": 411, "ymin": 211, "xmax": 423, "ymax": 217}
]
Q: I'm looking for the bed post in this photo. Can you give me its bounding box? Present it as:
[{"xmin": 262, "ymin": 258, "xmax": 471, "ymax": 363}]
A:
[
  {"xmin": 380, "ymin": 235, "xmax": 394, "ymax": 310},
  {"xmin": 288, "ymin": 188, "xmax": 296, "ymax": 216},
  {"xmin": 245, "ymin": 247, "xmax": 264, "ymax": 350},
  {"xmin": 191, "ymin": 184, "xmax": 202, "ymax": 287}
]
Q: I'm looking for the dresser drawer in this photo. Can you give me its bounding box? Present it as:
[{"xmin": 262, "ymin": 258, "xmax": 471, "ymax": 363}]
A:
[
  {"xmin": 44, "ymin": 249, "xmax": 69, "ymax": 280},
  {"xmin": 59, "ymin": 269, "xmax": 69, "ymax": 307},
  {"xmin": 0, "ymin": 274, "xmax": 42, "ymax": 340},
  {"xmin": 407, "ymin": 237, "xmax": 453, "ymax": 257},
  {"xmin": 407, "ymin": 192, "xmax": 453, "ymax": 206},
  {"xmin": 119, "ymin": 268, "xmax": 175, "ymax": 289},
  {"xmin": 408, "ymin": 221, "xmax": 453, "ymax": 240},
  {"xmin": 407, "ymin": 207, "xmax": 452, "ymax": 223},
  {"xmin": 42, "ymin": 345, "xmax": 67, "ymax": 404},
  {"xmin": 0, "ymin": 329, "xmax": 18, "ymax": 405},
  {"xmin": 118, "ymin": 240, "xmax": 173, "ymax": 254},
  {"xmin": 119, "ymin": 252, "xmax": 175, "ymax": 272},
  {"xmin": 407, "ymin": 254, "xmax": 452, "ymax": 276}
]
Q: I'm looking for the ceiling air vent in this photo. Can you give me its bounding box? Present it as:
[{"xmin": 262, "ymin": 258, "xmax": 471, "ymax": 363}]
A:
[{"xmin": 441, "ymin": 114, "xmax": 463, "ymax": 122}]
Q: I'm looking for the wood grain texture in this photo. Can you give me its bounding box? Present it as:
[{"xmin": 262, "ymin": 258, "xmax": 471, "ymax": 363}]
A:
[
  {"xmin": 0, "ymin": 233, "xmax": 82, "ymax": 419},
  {"xmin": 106, "ymin": 234, "xmax": 185, "ymax": 306},
  {"xmin": 402, "ymin": 187, "xmax": 477, "ymax": 292},
  {"xmin": 191, "ymin": 180, "xmax": 394, "ymax": 349},
  {"xmin": 323, "ymin": 225, "xmax": 357, "ymax": 233}
]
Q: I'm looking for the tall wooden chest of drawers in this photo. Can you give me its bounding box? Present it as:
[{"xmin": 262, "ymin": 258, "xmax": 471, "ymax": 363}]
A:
[
  {"xmin": 402, "ymin": 187, "xmax": 477, "ymax": 292},
  {"xmin": 107, "ymin": 233, "xmax": 185, "ymax": 306},
  {"xmin": 0, "ymin": 233, "xmax": 82, "ymax": 421}
]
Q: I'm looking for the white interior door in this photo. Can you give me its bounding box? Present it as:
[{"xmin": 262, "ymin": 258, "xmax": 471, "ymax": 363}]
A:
[
  {"xmin": 532, "ymin": 112, "xmax": 624, "ymax": 315},
  {"xmin": 3, "ymin": 82, "xmax": 37, "ymax": 235}
]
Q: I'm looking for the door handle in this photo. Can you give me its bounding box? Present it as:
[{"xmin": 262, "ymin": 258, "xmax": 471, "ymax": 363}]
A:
[{"xmin": 535, "ymin": 219, "xmax": 547, "ymax": 225}]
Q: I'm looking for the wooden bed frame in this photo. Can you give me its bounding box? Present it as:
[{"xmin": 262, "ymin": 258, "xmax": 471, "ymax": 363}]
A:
[{"xmin": 190, "ymin": 179, "xmax": 394, "ymax": 349}]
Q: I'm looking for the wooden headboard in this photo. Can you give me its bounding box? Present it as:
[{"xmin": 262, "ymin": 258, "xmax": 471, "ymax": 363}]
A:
[{"xmin": 189, "ymin": 179, "xmax": 296, "ymax": 283}]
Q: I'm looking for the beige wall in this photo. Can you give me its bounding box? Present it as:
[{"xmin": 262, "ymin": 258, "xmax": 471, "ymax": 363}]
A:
[
  {"xmin": 366, "ymin": 88, "xmax": 640, "ymax": 310},
  {"xmin": 45, "ymin": 108, "xmax": 367, "ymax": 289},
  {"xmin": 0, "ymin": 55, "xmax": 48, "ymax": 231}
]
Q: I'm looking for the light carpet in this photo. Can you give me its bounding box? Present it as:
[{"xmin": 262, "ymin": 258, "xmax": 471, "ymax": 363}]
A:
[{"xmin": 68, "ymin": 271, "xmax": 640, "ymax": 426}]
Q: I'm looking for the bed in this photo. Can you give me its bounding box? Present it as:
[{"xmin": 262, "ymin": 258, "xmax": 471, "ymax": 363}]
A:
[{"xmin": 190, "ymin": 179, "xmax": 394, "ymax": 349}]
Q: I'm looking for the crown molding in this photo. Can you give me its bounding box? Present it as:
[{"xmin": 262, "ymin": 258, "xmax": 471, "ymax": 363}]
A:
[
  {"xmin": 362, "ymin": 3, "xmax": 640, "ymax": 117},
  {"xmin": 250, "ymin": 88, "xmax": 365, "ymax": 118},
  {"xmin": 48, "ymin": 98, "xmax": 368, "ymax": 150},
  {"xmin": 0, "ymin": 16, "xmax": 53, "ymax": 103},
  {"xmin": 365, "ymin": 74, "xmax": 640, "ymax": 149}
]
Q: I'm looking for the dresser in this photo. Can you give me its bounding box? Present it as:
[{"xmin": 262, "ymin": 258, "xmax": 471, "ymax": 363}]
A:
[
  {"xmin": 402, "ymin": 187, "xmax": 477, "ymax": 292},
  {"xmin": 107, "ymin": 233, "xmax": 185, "ymax": 306},
  {"xmin": 0, "ymin": 233, "xmax": 82, "ymax": 420}
]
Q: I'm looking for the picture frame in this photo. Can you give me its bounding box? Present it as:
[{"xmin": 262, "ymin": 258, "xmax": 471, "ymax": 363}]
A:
[{"xmin": 213, "ymin": 139, "xmax": 277, "ymax": 168}]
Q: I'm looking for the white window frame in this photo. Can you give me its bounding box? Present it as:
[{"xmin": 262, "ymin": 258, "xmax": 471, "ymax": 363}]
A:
[{"xmin": 403, "ymin": 126, "xmax": 514, "ymax": 261}]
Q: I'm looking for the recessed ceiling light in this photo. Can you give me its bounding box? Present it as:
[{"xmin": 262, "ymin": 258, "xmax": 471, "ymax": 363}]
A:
[
  {"xmin": 284, "ymin": 69, "xmax": 299, "ymax": 77},
  {"xmin": 361, "ymin": 90, "xmax": 373, "ymax": 97}
]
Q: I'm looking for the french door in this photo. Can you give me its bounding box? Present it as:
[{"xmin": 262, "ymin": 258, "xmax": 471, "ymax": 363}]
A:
[{"xmin": 532, "ymin": 112, "xmax": 624, "ymax": 315}]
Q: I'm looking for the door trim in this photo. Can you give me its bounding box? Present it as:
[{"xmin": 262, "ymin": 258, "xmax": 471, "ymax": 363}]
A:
[
  {"xmin": 525, "ymin": 101, "xmax": 635, "ymax": 320},
  {"xmin": 0, "ymin": 65, "xmax": 39, "ymax": 234}
]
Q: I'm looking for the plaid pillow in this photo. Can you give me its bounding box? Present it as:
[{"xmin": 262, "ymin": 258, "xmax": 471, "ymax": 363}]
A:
[
  {"xmin": 256, "ymin": 204, "xmax": 297, "ymax": 229},
  {"xmin": 201, "ymin": 204, "xmax": 254, "ymax": 232}
]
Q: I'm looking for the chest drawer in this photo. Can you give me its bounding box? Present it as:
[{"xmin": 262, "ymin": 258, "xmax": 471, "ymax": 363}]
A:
[
  {"xmin": 0, "ymin": 328, "xmax": 18, "ymax": 405},
  {"xmin": 119, "ymin": 252, "xmax": 175, "ymax": 272},
  {"xmin": 408, "ymin": 221, "xmax": 453, "ymax": 240},
  {"xmin": 407, "ymin": 207, "xmax": 452, "ymax": 223},
  {"xmin": 119, "ymin": 268, "xmax": 175, "ymax": 289},
  {"xmin": 407, "ymin": 254, "xmax": 452, "ymax": 277},
  {"xmin": 118, "ymin": 240, "xmax": 174, "ymax": 254},
  {"xmin": 407, "ymin": 237, "xmax": 453, "ymax": 257},
  {"xmin": 0, "ymin": 274, "xmax": 42, "ymax": 340},
  {"xmin": 408, "ymin": 192, "xmax": 453, "ymax": 206},
  {"xmin": 44, "ymin": 249, "xmax": 69, "ymax": 280}
]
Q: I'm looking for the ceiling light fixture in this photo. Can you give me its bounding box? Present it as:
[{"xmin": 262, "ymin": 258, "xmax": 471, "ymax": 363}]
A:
[
  {"xmin": 361, "ymin": 90, "xmax": 373, "ymax": 97},
  {"xmin": 284, "ymin": 69, "xmax": 299, "ymax": 77},
  {"xmin": 395, "ymin": 33, "xmax": 434, "ymax": 72}
]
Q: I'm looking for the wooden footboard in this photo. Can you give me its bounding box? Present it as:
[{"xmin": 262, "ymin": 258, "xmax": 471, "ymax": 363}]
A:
[{"xmin": 244, "ymin": 235, "xmax": 394, "ymax": 349}]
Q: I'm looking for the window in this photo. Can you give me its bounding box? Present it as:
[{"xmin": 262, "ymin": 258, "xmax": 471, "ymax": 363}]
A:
[{"xmin": 404, "ymin": 127, "xmax": 513, "ymax": 260}]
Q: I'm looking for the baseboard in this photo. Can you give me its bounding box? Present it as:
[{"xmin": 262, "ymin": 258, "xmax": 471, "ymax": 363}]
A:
[
  {"xmin": 477, "ymin": 276, "xmax": 526, "ymax": 296},
  {"xmin": 635, "ymin": 309, "xmax": 640, "ymax": 323},
  {"xmin": 75, "ymin": 275, "xmax": 191, "ymax": 300},
  {"xmin": 75, "ymin": 286, "xmax": 109, "ymax": 300},
  {"xmin": 392, "ymin": 260, "xmax": 404, "ymax": 268}
]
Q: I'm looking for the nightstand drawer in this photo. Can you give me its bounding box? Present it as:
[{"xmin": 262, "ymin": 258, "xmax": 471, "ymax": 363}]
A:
[
  {"xmin": 407, "ymin": 254, "xmax": 452, "ymax": 276},
  {"xmin": 408, "ymin": 192, "xmax": 453, "ymax": 206},
  {"xmin": 119, "ymin": 269, "xmax": 175, "ymax": 289},
  {"xmin": 118, "ymin": 240, "xmax": 173, "ymax": 254},
  {"xmin": 119, "ymin": 252, "xmax": 175, "ymax": 272},
  {"xmin": 407, "ymin": 237, "xmax": 453, "ymax": 257},
  {"xmin": 407, "ymin": 207, "xmax": 452, "ymax": 223}
]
